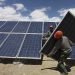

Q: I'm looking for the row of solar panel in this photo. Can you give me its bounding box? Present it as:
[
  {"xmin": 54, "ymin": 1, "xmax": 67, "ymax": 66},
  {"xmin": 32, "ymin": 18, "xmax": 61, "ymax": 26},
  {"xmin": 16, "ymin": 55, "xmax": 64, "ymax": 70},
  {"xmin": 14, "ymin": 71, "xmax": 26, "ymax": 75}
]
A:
[
  {"xmin": 0, "ymin": 21, "xmax": 75, "ymax": 60},
  {"xmin": 0, "ymin": 21, "xmax": 56, "ymax": 33},
  {"xmin": 0, "ymin": 21, "xmax": 57, "ymax": 59}
]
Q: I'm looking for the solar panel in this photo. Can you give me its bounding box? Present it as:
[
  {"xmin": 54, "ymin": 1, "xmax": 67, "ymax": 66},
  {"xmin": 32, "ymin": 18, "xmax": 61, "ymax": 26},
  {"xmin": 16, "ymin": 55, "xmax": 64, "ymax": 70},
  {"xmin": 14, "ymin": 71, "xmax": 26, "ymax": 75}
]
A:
[
  {"xmin": 28, "ymin": 22, "xmax": 42, "ymax": 33},
  {"xmin": 0, "ymin": 21, "xmax": 7, "ymax": 29},
  {"xmin": 13, "ymin": 22, "xmax": 30, "ymax": 33},
  {"xmin": 0, "ymin": 20, "xmax": 75, "ymax": 61},
  {"xmin": 0, "ymin": 34, "xmax": 24, "ymax": 57},
  {"xmin": 0, "ymin": 21, "xmax": 43, "ymax": 61},
  {"xmin": 0, "ymin": 21, "xmax": 17, "ymax": 32},
  {"xmin": 18, "ymin": 34, "xmax": 42, "ymax": 58},
  {"xmin": 0, "ymin": 21, "xmax": 6, "ymax": 26},
  {"xmin": 0, "ymin": 34, "xmax": 7, "ymax": 45}
]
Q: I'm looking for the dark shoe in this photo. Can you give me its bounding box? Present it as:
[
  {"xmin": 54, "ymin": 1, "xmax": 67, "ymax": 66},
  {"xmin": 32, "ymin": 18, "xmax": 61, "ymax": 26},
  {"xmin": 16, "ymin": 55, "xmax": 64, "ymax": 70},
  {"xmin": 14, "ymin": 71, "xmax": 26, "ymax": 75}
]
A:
[{"xmin": 65, "ymin": 65, "xmax": 71, "ymax": 72}]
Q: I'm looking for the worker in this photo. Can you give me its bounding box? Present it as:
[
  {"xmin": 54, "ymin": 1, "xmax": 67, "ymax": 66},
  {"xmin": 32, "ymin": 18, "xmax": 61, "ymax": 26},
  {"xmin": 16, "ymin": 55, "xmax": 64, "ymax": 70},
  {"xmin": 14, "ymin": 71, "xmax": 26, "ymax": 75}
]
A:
[
  {"xmin": 42, "ymin": 25, "xmax": 54, "ymax": 43},
  {"xmin": 45, "ymin": 25, "xmax": 54, "ymax": 38},
  {"xmin": 48, "ymin": 30, "xmax": 74, "ymax": 75}
]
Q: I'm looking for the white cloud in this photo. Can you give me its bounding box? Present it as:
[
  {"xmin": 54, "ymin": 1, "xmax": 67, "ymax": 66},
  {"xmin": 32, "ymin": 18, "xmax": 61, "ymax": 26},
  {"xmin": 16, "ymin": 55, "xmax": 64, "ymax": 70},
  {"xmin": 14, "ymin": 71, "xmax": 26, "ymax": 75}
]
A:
[
  {"xmin": 58, "ymin": 8, "xmax": 75, "ymax": 16},
  {"xmin": 0, "ymin": 5, "xmax": 61, "ymax": 22},
  {"xmin": 29, "ymin": 8, "xmax": 61, "ymax": 22},
  {"xmin": 0, "ymin": 6, "xmax": 16, "ymax": 15},
  {"xmin": 0, "ymin": 5, "xmax": 29, "ymax": 21},
  {"xmin": 30, "ymin": 8, "xmax": 49, "ymax": 21},
  {"xmin": 13, "ymin": 3, "xmax": 27, "ymax": 11}
]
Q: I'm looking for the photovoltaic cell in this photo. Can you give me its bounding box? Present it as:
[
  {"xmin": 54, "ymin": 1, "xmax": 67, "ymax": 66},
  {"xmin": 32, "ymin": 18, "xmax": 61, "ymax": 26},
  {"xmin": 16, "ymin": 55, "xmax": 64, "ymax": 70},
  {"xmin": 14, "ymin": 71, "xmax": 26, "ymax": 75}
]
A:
[
  {"xmin": 0, "ymin": 21, "xmax": 17, "ymax": 32},
  {"xmin": 18, "ymin": 34, "xmax": 42, "ymax": 58},
  {"xmin": 0, "ymin": 21, "xmax": 5, "ymax": 26},
  {"xmin": 28, "ymin": 22, "xmax": 42, "ymax": 33},
  {"xmin": 13, "ymin": 22, "xmax": 30, "ymax": 33},
  {"xmin": 0, "ymin": 34, "xmax": 24, "ymax": 57},
  {"xmin": 0, "ymin": 34, "xmax": 7, "ymax": 45}
]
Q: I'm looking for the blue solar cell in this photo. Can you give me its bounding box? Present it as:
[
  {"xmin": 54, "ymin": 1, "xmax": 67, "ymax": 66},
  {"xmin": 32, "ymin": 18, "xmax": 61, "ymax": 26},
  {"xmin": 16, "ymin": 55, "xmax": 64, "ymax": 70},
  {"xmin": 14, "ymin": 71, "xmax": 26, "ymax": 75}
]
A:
[
  {"xmin": 13, "ymin": 22, "xmax": 30, "ymax": 33},
  {"xmin": 0, "ymin": 34, "xmax": 24, "ymax": 57},
  {"xmin": 0, "ymin": 21, "xmax": 17, "ymax": 32},
  {"xmin": 44, "ymin": 22, "xmax": 56, "ymax": 33},
  {"xmin": 18, "ymin": 34, "xmax": 42, "ymax": 58},
  {"xmin": 28, "ymin": 22, "xmax": 42, "ymax": 33},
  {"xmin": 0, "ymin": 34, "xmax": 7, "ymax": 45},
  {"xmin": 0, "ymin": 21, "xmax": 5, "ymax": 26}
]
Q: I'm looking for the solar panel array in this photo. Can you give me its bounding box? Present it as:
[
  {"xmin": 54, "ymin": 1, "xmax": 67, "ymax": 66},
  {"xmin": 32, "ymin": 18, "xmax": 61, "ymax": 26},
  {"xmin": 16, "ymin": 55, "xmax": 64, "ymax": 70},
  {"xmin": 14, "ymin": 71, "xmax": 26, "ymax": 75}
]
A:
[
  {"xmin": 0, "ymin": 21, "xmax": 56, "ymax": 60},
  {"xmin": 0, "ymin": 20, "xmax": 75, "ymax": 60}
]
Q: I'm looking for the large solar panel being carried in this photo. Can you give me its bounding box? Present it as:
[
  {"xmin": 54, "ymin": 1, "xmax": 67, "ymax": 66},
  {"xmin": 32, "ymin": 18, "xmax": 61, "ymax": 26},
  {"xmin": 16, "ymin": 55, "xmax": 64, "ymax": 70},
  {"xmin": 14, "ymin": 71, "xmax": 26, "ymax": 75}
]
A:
[
  {"xmin": 0, "ymin": 21, "xmax": 56, "ymax": 63},
  {"xmin": 40, "ymin": 11, "xmax": 75, "ymax": 60}
]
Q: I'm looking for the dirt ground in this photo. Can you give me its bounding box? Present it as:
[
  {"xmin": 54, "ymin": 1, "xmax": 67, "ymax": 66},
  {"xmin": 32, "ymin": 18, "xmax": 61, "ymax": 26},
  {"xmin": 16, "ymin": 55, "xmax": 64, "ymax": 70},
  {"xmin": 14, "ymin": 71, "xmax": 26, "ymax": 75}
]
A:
[{"xmin": 0, "ymin": 56, "xmax": 75, "ymax": 75}]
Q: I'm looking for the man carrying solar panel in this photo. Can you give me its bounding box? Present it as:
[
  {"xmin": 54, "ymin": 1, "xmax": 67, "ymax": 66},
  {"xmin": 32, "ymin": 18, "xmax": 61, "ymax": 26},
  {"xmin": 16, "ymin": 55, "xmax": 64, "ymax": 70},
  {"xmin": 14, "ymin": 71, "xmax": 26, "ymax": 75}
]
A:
[
  {"xmin": 42, "ymin": 25, "xmax": 54, "ymax": 45},
  {"xmin": 47, "ymin": 30, "xmax": 74, "ymax": 75}
]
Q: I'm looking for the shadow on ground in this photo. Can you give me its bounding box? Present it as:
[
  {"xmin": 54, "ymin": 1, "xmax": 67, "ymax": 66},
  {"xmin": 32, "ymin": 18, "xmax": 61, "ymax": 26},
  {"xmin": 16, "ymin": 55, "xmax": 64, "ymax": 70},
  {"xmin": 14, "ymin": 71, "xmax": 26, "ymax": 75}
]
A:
[
  {"xmin": 41, "ymin": 59, "xmax": 75, "ymax": 74},
  {"xmin": 0, "ymin": 58, "xmax": 42, "ymax": 65}
]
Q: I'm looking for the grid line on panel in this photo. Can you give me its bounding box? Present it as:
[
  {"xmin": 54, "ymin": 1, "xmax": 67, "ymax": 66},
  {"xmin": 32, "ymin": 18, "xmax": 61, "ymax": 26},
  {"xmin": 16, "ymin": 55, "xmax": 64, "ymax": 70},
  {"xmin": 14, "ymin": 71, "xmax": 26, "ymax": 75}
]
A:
[
  {"xmin": 0, "ymin": 21, "xmax": 19, "ymax": 48},
  {"xmin": 0, "ymin": 21, "xmax": 7, "ymax": 29},
  {"xmin": 0, "ymin": 32, "xmax": 43, "ymax": 35},
  {"xmin": 0, "ymin": 21, "xmax": 5, "ymax": 26},
  {"xmin": 0, "ymin": 34, "xmax": 7, "ymax": 45},
  {"xmin": 16, "ymin": 22, "xmax": 31, "ymax": 57}
]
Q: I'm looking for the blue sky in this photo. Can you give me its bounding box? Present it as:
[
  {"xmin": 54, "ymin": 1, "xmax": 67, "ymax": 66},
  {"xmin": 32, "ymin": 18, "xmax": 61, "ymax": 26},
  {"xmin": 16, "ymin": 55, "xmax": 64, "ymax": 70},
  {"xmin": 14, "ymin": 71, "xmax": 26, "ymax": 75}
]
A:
[{"xmin": 0, "ymin": 0, "xmax": 75, "ymax": 21}]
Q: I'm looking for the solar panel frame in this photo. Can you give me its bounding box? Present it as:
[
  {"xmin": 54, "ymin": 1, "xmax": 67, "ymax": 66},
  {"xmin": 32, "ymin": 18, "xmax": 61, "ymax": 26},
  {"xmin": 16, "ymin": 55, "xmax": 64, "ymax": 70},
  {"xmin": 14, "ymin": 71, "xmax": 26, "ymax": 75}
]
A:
[{"xmin": 0, "ymin": 21, "xmax": 43, "ymax": 60}]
